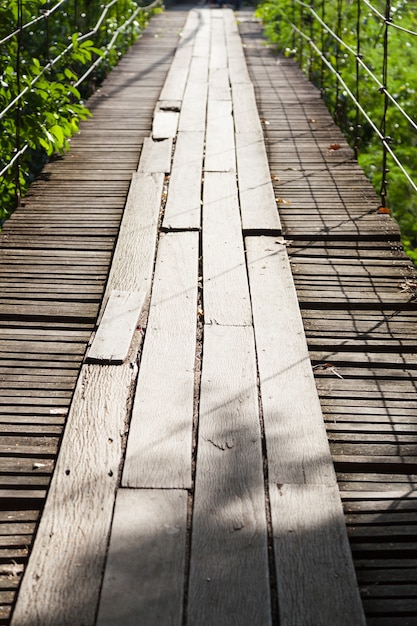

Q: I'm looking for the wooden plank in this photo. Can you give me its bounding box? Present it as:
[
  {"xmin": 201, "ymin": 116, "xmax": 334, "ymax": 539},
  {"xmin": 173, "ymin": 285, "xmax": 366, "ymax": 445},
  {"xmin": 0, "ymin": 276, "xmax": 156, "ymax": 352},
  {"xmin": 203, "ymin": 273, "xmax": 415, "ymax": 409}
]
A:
[
  {"xmin": 232, "ymin": 83, "xmax": 263, "ymax": 133},
  {"xmin": 163, "ymin": 131, "xmax": 204, "ymax": 230},
  {"xmin": 159, "ymin": 66, "xmax": 189, "ymax": 101},
  {"xmin": 205, "ymin": 100, "xmax": 235, "ymax": 172},
  {"xmin": 97, "ymin": 489, "xmax": 187, "ymax": 626},
  {"xmin": 228, "ymin": 54, "xmax": 251, "ymax": 85},
  {"xmin": 101, "ymin": 171, "xmax": 164, "ymax": 306},
  {"xmin": 178, "ymin": 81, "xmax": 208, "ymax": 132},
  {"xmin": 188, "ymin": 324, "xmax": 271, "ymax": 625},
  {"xmin": 87, "ymin": 290, "xmax": 146, "ymax": 364},
  {"xmin": 203, "ymin": 172, "xmax": 252, "ymax": 326},
  {"xmin": 235, "ymin": 132, "xmax": 281, "ymax": 232},
  {"xmin": 122, "ymin": 232, "xmax": 198, "ymax": 489},
  {"xmin": 245, "ymin": 236, "xmax": 336, "ymax": 483},
  {"xmin": 270, "ymin": 483, "xmax": 366, "ymax": 626},
  {"xmin": 208, "ymin": 67, "xmax": 230, "ymax": 101},
  {"xmin": 137, "ymin": 137, "xmax": 172, "ymax": 174},
  {"xmin": 11, "ymin": 361, "xmax": 135, "ymax": 626},
  {"xmin": 152, "ymin": 108, "xmax": 180, "ymax": 140}
]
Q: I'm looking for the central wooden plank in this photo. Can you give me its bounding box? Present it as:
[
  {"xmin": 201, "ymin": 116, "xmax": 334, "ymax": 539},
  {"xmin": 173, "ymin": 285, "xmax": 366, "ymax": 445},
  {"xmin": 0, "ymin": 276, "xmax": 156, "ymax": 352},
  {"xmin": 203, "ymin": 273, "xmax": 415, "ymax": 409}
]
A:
[
  {"xmin": 205, "ymin": 100, "xmax": 235, "ymax": 172},
  {"xmin": 188, "ymin": 324, "xmax": 271, "ymax": 626},
  {"xmin": 122, "ymin": 231, "xmax": 198, "ymax": 489},
  {"xmin": 97, "ymin": 489, "xmax": 188, "ymax": 626},
  {"xmin": 202, "ymin": 172, "xmax": 252, "ymax": 326},
  {"xmin": 163, "ymin": 131, "xmax": 205, "ymax": 230}
]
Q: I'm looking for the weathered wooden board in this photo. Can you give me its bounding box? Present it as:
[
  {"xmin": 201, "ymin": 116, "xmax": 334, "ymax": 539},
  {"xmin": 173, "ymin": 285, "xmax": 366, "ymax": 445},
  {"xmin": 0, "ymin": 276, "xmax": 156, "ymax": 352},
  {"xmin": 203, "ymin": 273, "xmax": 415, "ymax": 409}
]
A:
[
  {"xmin": 159, "ymin": 66, "xmax": 189, "ymax": 101},
  {"xmin": 208, "ymin": 67, "xmax": 231, "ymax": 101},
  {"xmin": 163, "ymin": 131, "xmax": 204, "ymax": 230},
  {"xmin": 235, "ymin": 132, "xmax": 281, "ymax": 232},
  {"xmin": 210, "ymin": 20, "xmax": 227, "ymax": 70},
  {"xmin": 137, "ymin": 137, "xmax": 172, "ymax": 174},
  {"xmin": 205, "ymin": 100, "xmax": 235, "ymax": 172},
  {"xmin": 202, "ymin": 172, "xmax": 252, "ymax": 326},
  {"xmin": 245, "ymin": 236, "xmax": 335, "ymax": 484},
  {"xmin": 122, "ymin": 232, "xmax": 198, "ymax": 489},
  {"xmin": 97, "ymin": 489, "xmax": 187, "ymax": 626},
  {"xmin": 187, "ymin": 55, "xmax": 209, "ymax": 83},
  {"xmin": 178, "ymin": 81, "xmax": 208, "ymax": 132},
  {"xmin": 188, "ymin": 324, "xmax": 271, "ymax": 626},
  {"xmin": 270, "ymin": 483, "xmax": 366, "ymax": 626},
  {"xmin": 87, "ymin": 290, "xmax": 146, "ymax": 364},
  {"xmin": 152, "ymin": 108, "xmax": 180, "ymax": 140},
  {"xmin": 232, "ymin": 83, "xmax": 263, "ymax": 133},
  {"xmin": 228, "ymin": 54, "xmax": 252, "ymax": 85},
  {"xmin": 11, "ymin": 361, "xmax": 135, "ymax": 626},
  {"xmin": 102, "ymin": 171, "xmax": 164, "ymax": 306}
]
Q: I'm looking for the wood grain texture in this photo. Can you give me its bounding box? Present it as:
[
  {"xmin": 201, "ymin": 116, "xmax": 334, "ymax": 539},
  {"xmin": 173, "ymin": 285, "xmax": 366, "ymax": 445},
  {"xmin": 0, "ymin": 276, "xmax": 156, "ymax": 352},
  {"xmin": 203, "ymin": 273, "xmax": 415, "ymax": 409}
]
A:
[
  {"xmin": 270, "ymin": 483, "xmax": 366, "ymax": 626},
  {"xmin": 122, "ymin": 232, "xmax": 198, "ymax": 489},
  {"xmin": 163, "ymin": 131, "xmax": 204, "ymax": 230},
  {"xmin": 97, "ymin": 489, "xmax": 187, "ymax": 626},
  {"xmin": 87, "ymin": 290, "xmax": 146, "ymax": 364},
  {"xmin": 235, "ymin": 132, "xmax": 281, "ymax": 232},
  {"xmin": 159, "ymin": 66, "xmax": 189, "ymax": 101},
  {"xmin": 152, "ymin": 109, "xmax": 180, "ymax": 140},
  {"xmin": 138, "ymin": 137, "xmax": 172, "ymax": 174},
  {"xmin": 11, "ymin": 361, "xmax": 135, "ymax": 626},
  {"xmin": 188, "ymin": 324, "xmax": 271, "ymax": 626},
  {"xmin": 208, "ymin": 67, "xmax": 231, "ymax": 101},
  {"xmin": 178, "ymin": 81, "xmax": 208, "ymax": 132},
  {"xmin": 202, "ymin": 172, "xmax": 252, "ymax": 326},
  {"xmin": 245, "ymin": 236, "xmax": 336, "ymax": 484},
  {"xmin": 205, "ymin": 100, "xmax": 235, "ymax": 172},
  {"xmin": 102, "ymin": 171, "xmax": 164, "ymax": 306},
  {"xmin": 232, "ymin": 83, "xmax": 263, "ymax": 133}
]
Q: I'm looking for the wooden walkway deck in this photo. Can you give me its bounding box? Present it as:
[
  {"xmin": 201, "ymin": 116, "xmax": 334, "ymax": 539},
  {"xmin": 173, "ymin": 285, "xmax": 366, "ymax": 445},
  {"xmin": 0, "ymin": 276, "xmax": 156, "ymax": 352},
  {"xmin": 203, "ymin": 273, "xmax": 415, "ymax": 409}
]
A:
[{"xmin": 1, "ymin": 5, "xmax": 416, "ymax": 626}]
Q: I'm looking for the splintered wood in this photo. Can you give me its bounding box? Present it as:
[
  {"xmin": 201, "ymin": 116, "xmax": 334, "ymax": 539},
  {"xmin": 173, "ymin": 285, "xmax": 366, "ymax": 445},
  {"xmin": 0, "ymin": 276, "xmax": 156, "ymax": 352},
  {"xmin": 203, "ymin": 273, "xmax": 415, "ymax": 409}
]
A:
[{"xmin": 12, "ymin": 7, "xmax": 366, "ymax": 626}]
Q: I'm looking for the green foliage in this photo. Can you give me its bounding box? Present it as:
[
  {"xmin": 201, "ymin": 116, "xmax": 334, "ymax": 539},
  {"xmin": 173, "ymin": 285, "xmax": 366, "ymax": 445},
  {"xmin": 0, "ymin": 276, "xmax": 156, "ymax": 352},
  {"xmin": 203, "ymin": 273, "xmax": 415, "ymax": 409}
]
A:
[
  {"xmin": 256, "ymin": 0, "xmax": 417, "ymax": 261},
  {"xmin": 0, "ymin": 0, "xmax": 158, "ymax": 219}
]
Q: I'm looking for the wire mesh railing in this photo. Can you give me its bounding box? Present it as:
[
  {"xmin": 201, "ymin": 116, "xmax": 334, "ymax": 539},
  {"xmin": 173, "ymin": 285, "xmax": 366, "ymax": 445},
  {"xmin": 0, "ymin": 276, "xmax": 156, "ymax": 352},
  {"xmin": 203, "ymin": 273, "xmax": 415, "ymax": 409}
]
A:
[
  {"xmin": 259, "ymin": 0, "xmax": 417, "ymax": 260},
  {"xmin": 0, "ymin": 0, "xmax": 161, "ymax": 217}
]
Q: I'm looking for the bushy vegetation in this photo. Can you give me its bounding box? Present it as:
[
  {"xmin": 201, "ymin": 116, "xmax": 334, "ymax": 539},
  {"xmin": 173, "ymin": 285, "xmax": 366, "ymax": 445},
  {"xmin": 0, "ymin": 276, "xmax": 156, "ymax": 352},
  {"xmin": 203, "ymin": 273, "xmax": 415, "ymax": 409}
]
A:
[
  {"xmin": 256, "ymin": 0, "xmax": 417, "ymax": 262},
  {"xmin": 0, "ymin": 0, "xmax": 160, "ymax": 218}
]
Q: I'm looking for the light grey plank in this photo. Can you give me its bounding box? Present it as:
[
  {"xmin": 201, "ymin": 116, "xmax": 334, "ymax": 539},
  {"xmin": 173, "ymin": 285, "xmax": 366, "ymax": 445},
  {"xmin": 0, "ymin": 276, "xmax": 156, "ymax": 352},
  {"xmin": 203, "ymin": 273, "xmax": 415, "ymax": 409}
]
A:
[
  {"xmin": 203, "ymin": 172, "xmax": 252, "ymax": 326},
  {"xmin": 102, "ymin": 172, "xmax": 164, "ymax": 305},
  {"xmin": 163, "ymin": 131, "xmax": 204, "ymax": 230},
  {"xmin": 271, "ymin": 483, "xmax": 366, "ymax": 626},
  {"xmin": 188, "ymin": 325, "xmax": 271, "ymax": 626},
  {"xmin": 87, "ymin": 290, "xmax": 146, "ymax": 364},
  {"xmin": 122, "ymin": 232, "xmax": 198, "ymax": 489},
  {"xmin": 232, "ymin": 83, "xmax": 263, "ymax": 133},
  {"xmin": 152, "ymin": 105, "xmax": 180, "ymax": 140},
  {"xmin": 178, "ymin": 81, "xmax": 208, "ymax": 132},
  {"xmin": 228, "ymin": 55, "xmax": 252, "ymax": 85},
  {"xmin": 11, "ymin": 362, "xmax": 135, "ymax": 626},
  {"xmin": 159, "ymin": 65, "xmax": 189, "ymax": 101},
  {"xmin": 210, "ymin": 18, "xmax": 227, "ymax": 70},
  {"xmin": 205, "ymin": 100, "xmax": 235, "ymax": 172},
  {"xmin": 188, "ymin": 55, "xmax": 209, "ymax": 83},
  {"xmin": 236, "ymin": 132, "xmax": 281, "ymax": 232},
  {"xmin": 97, "ymin": 488, "xmax": 188, "ymax": 626},
  {"xmin": 245, "ymin": 236, "xmax": 336, "ymax": 484},
  {"xmin": 208, "ymin": 67, "xmax": 230, "ymax": 101},
  {"xmin": 138, "ymin": 137, "xmax": 172, "ymax": 173}
]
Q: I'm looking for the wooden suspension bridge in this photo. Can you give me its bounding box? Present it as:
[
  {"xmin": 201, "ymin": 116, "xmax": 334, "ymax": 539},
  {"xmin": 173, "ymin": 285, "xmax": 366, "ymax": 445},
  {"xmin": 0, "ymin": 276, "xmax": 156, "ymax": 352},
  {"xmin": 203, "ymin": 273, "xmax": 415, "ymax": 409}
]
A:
[{"xmin": 0, "ymin": 5, "xmax": 416, "ymax": 625}]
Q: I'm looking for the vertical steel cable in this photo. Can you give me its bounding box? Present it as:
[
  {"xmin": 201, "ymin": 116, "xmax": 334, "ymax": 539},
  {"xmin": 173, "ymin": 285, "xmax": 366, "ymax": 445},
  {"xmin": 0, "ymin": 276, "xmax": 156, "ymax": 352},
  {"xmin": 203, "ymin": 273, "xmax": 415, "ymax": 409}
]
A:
[
  {"xmin": 354, "ymin": 0, "xmax": 361, "ymax": 158},
  {"xmin": 308, "ymin": 0, "xmax": 314, "ymax": 80},
  {"xmin": 15, "ymin": 0, "xmax": 23, "ymax": 206},
  {"xmin": 320, "ymin": 0, "xmax": 325, "ymax": 91},
  {"xmin": 335, "ymin": 0, "xmax": 343, "ymax": 122},
  {"xmin": 380, "ymin": 0, "xmax": 391, "ymax": 207}
]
